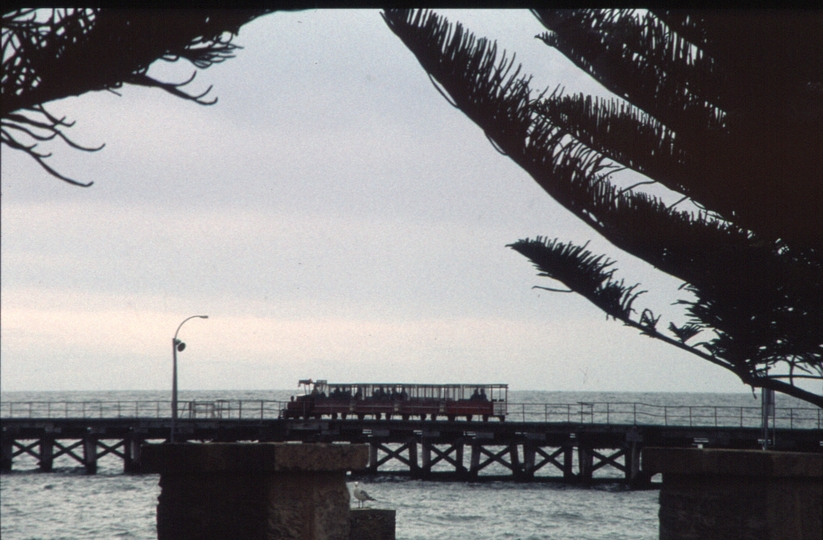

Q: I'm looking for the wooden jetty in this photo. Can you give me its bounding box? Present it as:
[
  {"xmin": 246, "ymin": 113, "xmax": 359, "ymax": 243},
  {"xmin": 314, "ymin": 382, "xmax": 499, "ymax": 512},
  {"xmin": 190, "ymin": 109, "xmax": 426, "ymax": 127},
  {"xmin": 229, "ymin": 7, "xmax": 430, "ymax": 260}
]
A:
[{"xmin": 2, "ymin": 400, "xmax": 821, "ymax": 486}]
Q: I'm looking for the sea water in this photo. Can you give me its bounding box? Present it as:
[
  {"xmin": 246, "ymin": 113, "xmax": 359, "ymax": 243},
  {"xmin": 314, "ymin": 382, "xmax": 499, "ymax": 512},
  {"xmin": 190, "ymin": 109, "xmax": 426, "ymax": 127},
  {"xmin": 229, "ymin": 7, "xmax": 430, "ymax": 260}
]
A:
[
  {"xmin": 1, "ymin": 471, "xmax": 658, "ymax": 540},
  {"xmin": 0, "ymin": 390, "xmax": 796, "ymax": 540}
]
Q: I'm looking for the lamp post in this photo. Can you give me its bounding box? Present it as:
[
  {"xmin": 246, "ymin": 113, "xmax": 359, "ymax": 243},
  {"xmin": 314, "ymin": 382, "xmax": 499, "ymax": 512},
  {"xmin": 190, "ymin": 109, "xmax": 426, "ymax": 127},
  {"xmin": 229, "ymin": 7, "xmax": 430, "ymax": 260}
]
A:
[{"xmin": 170, "ymin": 315, "xmax": 208, "ymax": 443}]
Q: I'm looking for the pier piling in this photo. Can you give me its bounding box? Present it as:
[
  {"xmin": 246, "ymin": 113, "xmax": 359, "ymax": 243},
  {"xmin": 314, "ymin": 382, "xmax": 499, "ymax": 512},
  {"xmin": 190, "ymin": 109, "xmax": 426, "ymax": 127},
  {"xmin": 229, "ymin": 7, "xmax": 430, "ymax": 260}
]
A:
[
  {"xmin": 421, "ymin": 440, "xmax": 432, "ymax": 475},
  {"xmin": 83, "ymin": 434, "xmax": 97, "ymax": 474},
  {"xmin": 1, "ymin": 439, "xmax": 12, "ymax": 472},
  {"xmin": 124, "ymin": 435, "xmax": 143, "ymax": 473},
  {"xmin": 563, "ymin": 445, "xmax": 574, "ymax": 481},
  {"xmin": 523, "ymin": 442, "xmax": 536, "ymax": 478},
  {"xmin": 407, "ymin": 437, "xmax": 418, "ymax": 476},
  {"xmin": 38, "ymin": 435, "xmax": 54, "ymax": 472},
  {"xmin": 577, "ymin": 445, "xmax": 593, "ymax": 483}
]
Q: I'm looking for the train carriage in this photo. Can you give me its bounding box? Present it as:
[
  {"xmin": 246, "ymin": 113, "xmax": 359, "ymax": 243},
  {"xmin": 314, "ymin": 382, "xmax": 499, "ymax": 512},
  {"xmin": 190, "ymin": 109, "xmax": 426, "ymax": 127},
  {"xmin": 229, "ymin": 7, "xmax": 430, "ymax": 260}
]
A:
[{"xmin": 283, "ymin": 380, "xmax": 507, "ymax": 421}]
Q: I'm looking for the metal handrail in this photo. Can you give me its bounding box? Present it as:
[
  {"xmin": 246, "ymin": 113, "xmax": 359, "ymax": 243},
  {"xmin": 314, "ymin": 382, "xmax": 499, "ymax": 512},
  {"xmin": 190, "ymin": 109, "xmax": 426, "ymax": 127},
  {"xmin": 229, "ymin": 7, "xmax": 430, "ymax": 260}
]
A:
[{"xmin": 1, "ymin": 399, "xmax": 821, "ymax": 429}]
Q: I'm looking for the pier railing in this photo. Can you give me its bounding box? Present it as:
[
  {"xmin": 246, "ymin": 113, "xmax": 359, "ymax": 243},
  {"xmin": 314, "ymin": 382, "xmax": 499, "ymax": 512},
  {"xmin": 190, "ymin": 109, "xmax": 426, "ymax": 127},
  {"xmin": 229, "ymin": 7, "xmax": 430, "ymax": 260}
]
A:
[
  {"xmin": 0, "ymin": 400, "xmax": 287, "ymax": 422},
  {"xmin": 505, "ymin": 402, "xmax": 822, "ymax": 430},
  {"xmin": 1, "ymin": 400, "xmax": 821, "ymax": 430}
]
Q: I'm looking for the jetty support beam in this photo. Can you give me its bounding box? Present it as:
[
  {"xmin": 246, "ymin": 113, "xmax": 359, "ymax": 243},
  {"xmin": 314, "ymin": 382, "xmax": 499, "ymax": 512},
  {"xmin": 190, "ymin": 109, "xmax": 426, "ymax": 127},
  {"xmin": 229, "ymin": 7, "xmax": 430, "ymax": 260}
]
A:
[
  {"xmin": 421, "ymin": 439, "xmax": 432, "ymax": 475},
  {"xmin": 39, "ymin": 435, "xmax": 54, "ymax": 472},
  {"xmin": 577, "ymin": 445, "xmax": 593, "ymax": 483},
  {"xmin": 407, "ymin": 438, "xmax": 419, "ymax": 475},
  {"xmin": 563, "ymin": 445, "xmax": 574, "ymax": 482},
  {"xmin": 523, "ymin": 442, "xmax": 536, "ymax": 478},
  {"xmin": 1, "ymin": 438, "xmax": 13, "ymax": 472},
  {"xmin": 368, "ymin": 443, "xmax": 379, "ymax": 473},
  {"xmin": 83, "ymin": 434, "xmax": 98, "ymax": 474},
  {"xmin": 124, "ymin": 435, "xmax": 144, "ymax": 473}
]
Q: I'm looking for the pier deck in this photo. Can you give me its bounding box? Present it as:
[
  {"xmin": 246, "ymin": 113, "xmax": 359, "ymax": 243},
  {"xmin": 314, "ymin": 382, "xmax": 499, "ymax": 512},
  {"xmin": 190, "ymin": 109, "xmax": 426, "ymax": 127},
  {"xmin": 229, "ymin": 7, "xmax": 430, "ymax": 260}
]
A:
[{"xmin": 3, "ymin": 400, "xmax": 821, "ymax": 485}]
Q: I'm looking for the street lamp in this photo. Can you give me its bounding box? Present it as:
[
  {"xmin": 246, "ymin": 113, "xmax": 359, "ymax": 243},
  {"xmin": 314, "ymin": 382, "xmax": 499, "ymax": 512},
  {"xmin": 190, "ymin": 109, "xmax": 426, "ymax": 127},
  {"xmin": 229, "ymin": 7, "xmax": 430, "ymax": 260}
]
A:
[{"xmin": 170, "ymin": 314, "xmax": 208, "ymax": 443}]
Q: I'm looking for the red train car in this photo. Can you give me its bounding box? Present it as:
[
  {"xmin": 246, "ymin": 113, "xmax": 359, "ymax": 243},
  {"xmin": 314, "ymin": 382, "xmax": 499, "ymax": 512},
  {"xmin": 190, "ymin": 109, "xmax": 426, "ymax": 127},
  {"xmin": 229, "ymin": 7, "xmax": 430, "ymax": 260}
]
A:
[{"xmin": 283, "ymin": 380, "xmax": 508, "ymax": 421}]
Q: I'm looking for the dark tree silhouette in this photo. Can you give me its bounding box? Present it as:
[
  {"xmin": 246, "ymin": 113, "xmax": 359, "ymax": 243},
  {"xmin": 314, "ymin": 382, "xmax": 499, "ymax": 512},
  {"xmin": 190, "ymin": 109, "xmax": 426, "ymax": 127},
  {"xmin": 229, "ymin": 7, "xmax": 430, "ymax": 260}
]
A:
[
  {"xmin": 384, "ymin": 9, "xmax": 823, "ymax": 407},
  {"xmin": 2, "ymin": 8, "xmax": 272, "ymax": 186}
]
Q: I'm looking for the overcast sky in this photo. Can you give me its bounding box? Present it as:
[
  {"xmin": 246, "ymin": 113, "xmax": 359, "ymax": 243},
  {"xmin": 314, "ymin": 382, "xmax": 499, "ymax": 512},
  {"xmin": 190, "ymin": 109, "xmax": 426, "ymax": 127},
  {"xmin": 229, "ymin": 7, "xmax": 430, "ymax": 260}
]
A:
[{"xmin": 1, "ymin": 10, "xmax": 758, "ymax": 393}]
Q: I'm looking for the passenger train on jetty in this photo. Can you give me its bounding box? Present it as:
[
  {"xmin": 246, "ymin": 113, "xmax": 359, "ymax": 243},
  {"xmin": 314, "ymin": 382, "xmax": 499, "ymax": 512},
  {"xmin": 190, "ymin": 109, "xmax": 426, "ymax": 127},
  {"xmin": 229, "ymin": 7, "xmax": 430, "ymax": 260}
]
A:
[{"xmin": 283, "ymin": 379, "xmax": 508, "ymax": 421}]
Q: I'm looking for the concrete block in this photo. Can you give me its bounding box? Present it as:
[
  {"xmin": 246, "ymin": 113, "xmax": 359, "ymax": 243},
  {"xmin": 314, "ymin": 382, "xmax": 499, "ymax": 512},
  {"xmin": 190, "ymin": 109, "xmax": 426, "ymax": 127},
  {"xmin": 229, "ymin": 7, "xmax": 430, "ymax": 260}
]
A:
[
  {"xmin": 643, "ymin": 448, "xmax": 823, "ymax": 540},
  {"xmin": 142, "ymin": 443, "xmax": 369, "ymax": 540},
  {"xmin": 350, "ymin": 508, "xmax": 396, "ymax": 540}
]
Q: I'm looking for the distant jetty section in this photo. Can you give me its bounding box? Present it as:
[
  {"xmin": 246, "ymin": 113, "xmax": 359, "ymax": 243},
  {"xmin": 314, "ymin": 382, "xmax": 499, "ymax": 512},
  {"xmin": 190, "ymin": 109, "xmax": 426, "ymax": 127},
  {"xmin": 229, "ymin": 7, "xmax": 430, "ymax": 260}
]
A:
[{"xmin": 2, "ymin": 399, "xmax": 821, "ymax": 486}]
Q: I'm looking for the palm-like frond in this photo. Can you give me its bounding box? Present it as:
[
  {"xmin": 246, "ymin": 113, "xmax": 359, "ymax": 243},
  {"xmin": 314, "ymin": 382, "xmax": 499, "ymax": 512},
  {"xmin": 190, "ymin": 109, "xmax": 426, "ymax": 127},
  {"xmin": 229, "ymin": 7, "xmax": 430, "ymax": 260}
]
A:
[
  {"xmin": 668, "ymin": 322, "xmax": 702, "ymax": 344},
  {"xmin": 508, "ymin": 237, "xmax": 645, "ymax": 322},
  {"xmin": 2, "ymin": 8, "xmax": 273, "ymax": 185},
  {"xmin": 384, "ymin": 9, "xmax": 823, "ymax": 407},
  {"xmin": 533, "ymin": 9, "xmax": 823, "ymax": 251},
  {"xmin": 534, "ymin": 10, "xmax": 725, "ymax": 135}
]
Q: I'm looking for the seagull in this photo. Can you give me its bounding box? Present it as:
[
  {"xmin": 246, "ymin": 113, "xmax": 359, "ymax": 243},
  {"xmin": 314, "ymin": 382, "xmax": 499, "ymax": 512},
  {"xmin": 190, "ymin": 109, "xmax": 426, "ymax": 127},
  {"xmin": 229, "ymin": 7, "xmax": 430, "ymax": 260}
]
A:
[{"xmin": 353, "ymin": 482, "xmax": 376, "ymax": 508}]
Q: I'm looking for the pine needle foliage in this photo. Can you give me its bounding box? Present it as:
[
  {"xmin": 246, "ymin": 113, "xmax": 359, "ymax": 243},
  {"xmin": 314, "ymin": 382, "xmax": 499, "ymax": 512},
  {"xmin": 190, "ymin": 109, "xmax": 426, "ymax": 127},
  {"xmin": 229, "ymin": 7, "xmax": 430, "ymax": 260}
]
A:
[
  {"xmin": 2, "ymin": 8, "xmax": 272, "ymax": 185},
  {"xmin": 384, "ymin": 9, "xmax": 823, "ymax": 407}
]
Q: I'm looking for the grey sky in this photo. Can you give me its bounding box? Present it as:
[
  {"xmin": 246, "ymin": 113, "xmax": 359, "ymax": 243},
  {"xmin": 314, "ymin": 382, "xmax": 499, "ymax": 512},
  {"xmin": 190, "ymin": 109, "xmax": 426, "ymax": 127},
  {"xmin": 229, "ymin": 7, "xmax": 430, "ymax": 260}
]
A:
[{"xmin": 1, "ymin": 10, "xmax": 754, "ymax": 393}]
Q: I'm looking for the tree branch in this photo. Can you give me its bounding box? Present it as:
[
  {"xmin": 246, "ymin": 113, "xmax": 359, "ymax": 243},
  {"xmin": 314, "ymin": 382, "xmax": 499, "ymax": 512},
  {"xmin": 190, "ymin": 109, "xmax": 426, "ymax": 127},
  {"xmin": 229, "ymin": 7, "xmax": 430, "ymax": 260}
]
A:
[{"xmin": 1, "ymin": 8, "xmax": 273, "ymax": 185}]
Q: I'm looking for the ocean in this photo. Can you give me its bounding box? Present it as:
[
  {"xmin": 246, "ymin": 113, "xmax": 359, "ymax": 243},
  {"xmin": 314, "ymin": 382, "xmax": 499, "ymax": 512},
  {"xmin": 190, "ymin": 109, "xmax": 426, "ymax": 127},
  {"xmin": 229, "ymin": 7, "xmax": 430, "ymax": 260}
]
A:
[{"xmin": 0, "ymin": 389, "xmax": 806, "ymax": 540}]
